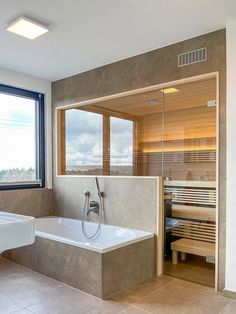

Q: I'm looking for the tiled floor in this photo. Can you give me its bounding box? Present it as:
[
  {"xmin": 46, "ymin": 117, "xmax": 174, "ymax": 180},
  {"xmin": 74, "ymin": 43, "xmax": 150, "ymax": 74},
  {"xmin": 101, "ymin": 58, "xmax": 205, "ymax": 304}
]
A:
[
  {"xmin": 0, "ymin": 257, "xmax": 235, "ymax": 314},
  {"xmin": 164, "ymin": 255, "xmax": 215, "ymax": 287}
]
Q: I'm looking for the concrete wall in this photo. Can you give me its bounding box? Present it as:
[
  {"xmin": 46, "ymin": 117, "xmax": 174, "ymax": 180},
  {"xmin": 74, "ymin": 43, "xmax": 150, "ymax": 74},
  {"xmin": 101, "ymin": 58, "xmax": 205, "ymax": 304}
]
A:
[
  {"xmin": 0, "ymin": 67, "xmax": 53, "ymax": 217},
  {"xmin": 225, "ymin": 20, "xmax": 236, "ymax": 293},
  {"xmin": 0, "ymin": 188, "xmax": 52, "ymax": 217},
  {"xmin": 52, "ymin": 30, "xmax": 226, "ymax": 289},
  {"xmin": 54, "ymin": 176, "xmax": 159, "ymax": 233}
]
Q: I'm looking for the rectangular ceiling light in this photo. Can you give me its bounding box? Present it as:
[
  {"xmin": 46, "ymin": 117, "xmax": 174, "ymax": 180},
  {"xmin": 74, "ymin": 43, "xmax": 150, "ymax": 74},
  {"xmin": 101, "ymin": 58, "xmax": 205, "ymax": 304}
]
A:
[
  {"xmin": 161, "ymin": 88, "xmax": 179, "ymax": 94},
  {"xmin": 6, "ymin": 16, "xmax": 49, "ymax": 40}
]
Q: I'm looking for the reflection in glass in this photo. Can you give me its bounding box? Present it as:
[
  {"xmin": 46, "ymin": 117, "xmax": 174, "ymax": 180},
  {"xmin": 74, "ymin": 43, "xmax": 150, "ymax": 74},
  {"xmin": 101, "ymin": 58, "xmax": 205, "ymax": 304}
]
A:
[
  {"xmin": 162, "ymin": 78, "xmax": 216, "ymax": 181},
  {"xmin": 65, "ymin": 109, "xmax": 103, "ymax": 175},
  {"xmin": 162, "ymin": 78, "xmax": 217, "ymax": 287},
  {"xmin": 110, "ymin": 117, "xmax": 133, "ymax": 176},
  {"xmin": 60, "ymin": 77, "xmax": 216, "ymax": 181}
]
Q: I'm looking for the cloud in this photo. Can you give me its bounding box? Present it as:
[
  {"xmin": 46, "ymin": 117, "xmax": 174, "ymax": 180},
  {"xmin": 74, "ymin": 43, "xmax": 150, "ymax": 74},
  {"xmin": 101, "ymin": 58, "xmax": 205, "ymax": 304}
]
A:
[
  {"xmin": 65, "ymin": 110, "xmax": 133, "ymax": 166},
  {"xmin": 0, "ymin": 93, "xmax": 35, "ymax": 170},
  {"xmin": 66, "ymin": 109, "xmax": 103, "ymax": 166}
]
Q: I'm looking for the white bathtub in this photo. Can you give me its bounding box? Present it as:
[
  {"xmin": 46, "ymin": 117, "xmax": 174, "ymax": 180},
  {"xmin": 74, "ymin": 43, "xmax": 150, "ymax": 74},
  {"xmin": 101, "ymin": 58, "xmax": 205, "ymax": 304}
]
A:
[{"xmin": 35, "ymin": 217, "xmax": 154, "ymax": 253}]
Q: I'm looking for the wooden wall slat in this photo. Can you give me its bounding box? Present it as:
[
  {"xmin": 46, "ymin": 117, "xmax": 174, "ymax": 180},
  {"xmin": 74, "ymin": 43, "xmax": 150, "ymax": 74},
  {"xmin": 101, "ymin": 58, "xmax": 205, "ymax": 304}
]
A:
[{"xmin": 57, "ymin": 110, "xmax": 66, "ymax": 175}]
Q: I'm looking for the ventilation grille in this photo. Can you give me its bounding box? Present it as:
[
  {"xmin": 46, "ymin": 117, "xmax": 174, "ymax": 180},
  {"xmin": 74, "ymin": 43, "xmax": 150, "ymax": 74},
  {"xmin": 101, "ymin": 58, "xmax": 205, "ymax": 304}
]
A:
[{"xmin": 178, "ymin": 47, "xmax": 207, "ymax": 67}]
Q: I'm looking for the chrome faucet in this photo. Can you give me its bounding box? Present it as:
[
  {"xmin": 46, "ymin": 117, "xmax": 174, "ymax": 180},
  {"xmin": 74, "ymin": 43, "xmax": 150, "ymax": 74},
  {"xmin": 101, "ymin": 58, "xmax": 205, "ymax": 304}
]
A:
[
  {"xmin": 84, "ymin": 190, "xmax": 100, "ymax": 215},
  {"xmin": 87, "ymin": 200, "xmax": 100, "ymax": 215},
  {"xmin": 84, "ymin": 178, "xmax": 104, "ymax": 216}
]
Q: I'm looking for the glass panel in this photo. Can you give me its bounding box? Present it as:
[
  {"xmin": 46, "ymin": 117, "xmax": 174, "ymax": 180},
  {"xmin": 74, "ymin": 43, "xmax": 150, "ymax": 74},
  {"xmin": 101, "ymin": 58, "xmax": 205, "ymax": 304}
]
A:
[
  {"xmin": 163, "ymin": 78, "xmax": 216, "ymax": 181},
  {"xmin": 135, "ymin": 92, "xmax": 164, "ymax": 176},
  {"xmin": 65, "ymin": 109, "xmax": 103, "ymax": 175},
  {"xmin": 59, "ymin": 77, "xmax": 216, "ymax": 186},
  {"xmin": 0, "ymin": 93, "xmax": 36, "ymax": 182},
  {"xmin": 110, "ymin": 117, "xmax": 133, "ymax": 176},
  {"xmin": 61, "ymin": 90, "xmax": 164, "ymax": 176},
  {"xmin": 163, "ymin": 78, "xmax": 216, "ymax": 288}
]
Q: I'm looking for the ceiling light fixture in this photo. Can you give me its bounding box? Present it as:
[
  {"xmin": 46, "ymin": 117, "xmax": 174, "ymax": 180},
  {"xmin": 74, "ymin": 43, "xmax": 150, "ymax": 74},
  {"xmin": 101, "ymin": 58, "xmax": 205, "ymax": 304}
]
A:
[
  {"xmin": 147, "ymin": 99, "xmax": 160, "ymax": 105},
  {"xmin": 6, "ymin": 16, "xmax": 49, "ymax": 40},
  {"xmin": 161, "ymin": 88, "xmax": 179, "ymax": 94}
]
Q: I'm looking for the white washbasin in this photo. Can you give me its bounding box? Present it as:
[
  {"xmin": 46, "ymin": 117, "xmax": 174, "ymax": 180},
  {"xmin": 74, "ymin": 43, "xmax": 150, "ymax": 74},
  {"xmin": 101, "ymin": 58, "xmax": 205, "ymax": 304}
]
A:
[{"xmin": 0, "ymin": 211, "xmax": 35, "ymax": 253}]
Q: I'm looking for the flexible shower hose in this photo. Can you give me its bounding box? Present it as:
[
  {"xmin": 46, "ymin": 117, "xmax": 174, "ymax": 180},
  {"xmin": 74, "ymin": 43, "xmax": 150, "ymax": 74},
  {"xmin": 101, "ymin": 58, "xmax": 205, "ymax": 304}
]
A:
[{"xmin": 82, "ymin": 179, "xmax": 104, "ymax": 239}]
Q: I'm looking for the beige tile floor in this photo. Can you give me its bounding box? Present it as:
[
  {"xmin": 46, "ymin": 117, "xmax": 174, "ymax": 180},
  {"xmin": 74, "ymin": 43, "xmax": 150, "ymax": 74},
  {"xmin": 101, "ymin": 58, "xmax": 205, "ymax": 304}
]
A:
[
  {"xmin": 164, "ymin": 255, "xmax": 215, "ymax": 287},
  {"xmin": 0, "ymin": 257, "xmax": 235, "ymax": 314}
]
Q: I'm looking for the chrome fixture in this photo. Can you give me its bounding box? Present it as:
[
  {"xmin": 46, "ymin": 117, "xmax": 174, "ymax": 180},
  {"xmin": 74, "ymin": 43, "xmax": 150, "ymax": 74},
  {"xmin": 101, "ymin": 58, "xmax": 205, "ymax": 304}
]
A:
[
  {"xmin": 95, "ymin": 177, "xmax": 104, "ymax": 198},
  {"xmin": 82, "ymin": 177, "xmax": 104, "ymax": 239},
  {"xmin": 87, "ymin": 201, "xmax": 100, "ymax": 215},
  {"xmin": 84, "ymin": 190, "xmax": 90, "ymax": 197},
  {"xmin": 84, "ymin": 191, "xmax": 100, "ymax": 214}
]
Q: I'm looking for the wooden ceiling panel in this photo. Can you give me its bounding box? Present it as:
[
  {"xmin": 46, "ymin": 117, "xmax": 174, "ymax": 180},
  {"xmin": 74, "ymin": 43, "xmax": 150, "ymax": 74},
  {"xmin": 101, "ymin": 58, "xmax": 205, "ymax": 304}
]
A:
[{"xmin": 75, "ymin": 77, "xmax": 216, "ymax": 118}]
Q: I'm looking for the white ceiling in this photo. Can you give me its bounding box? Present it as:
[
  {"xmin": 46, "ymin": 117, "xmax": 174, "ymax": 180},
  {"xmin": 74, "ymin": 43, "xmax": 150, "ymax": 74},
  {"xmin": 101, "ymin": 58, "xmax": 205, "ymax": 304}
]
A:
[{"xmin": 0, "ymin": 0, "xmax": 235, "ymax": 81}]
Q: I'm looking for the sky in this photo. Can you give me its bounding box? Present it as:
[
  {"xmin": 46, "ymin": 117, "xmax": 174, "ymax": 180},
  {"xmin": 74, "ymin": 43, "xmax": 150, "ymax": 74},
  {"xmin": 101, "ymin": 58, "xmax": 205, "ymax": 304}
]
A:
[
  {"xmin": 65, "ymin": 109, "xmax": 133, "ymax": 167},
  {"xmin": 110, "ymin": 116, "xmax": 133, "ymax": 166},
  {"xmin": 0, "ymin": 95, "xmax": 133, "ymax": 172},
  {"xmin": 0, "ymin": 93, "xmax": 35, "ymax": 170}
]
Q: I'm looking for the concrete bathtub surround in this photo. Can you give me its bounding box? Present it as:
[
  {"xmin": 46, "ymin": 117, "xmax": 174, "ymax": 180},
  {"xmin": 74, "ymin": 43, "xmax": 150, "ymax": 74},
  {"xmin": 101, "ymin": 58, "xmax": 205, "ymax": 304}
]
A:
[{"xmin": 5, "ymin": 217, "xmax": 155, "ymax": 299}]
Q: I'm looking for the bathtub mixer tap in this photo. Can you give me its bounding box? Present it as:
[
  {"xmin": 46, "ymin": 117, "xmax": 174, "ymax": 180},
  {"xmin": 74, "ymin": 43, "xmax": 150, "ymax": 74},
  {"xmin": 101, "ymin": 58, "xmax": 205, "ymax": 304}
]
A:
[
  {"xmin": 87, "ymin": 201, "xmax": 100, "ymax": 215},
  {"xmin": 83, "ymin": 189, "xmax": 102, "ymax": 215},
  {"xmin": 82, "ymin": 178, "xmax": 105, "ymax": 239}
]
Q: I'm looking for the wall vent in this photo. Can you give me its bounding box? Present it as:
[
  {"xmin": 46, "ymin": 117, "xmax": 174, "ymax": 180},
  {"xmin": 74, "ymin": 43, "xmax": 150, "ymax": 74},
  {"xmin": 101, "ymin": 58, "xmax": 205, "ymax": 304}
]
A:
[{"xmin": 178, "ymin": 47, "xmax": 207, "ymax": 67}]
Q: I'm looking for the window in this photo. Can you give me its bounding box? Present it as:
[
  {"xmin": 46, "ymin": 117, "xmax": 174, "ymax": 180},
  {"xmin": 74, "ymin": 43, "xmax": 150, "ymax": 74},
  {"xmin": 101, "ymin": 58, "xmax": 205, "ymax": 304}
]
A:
[
  {"xmin": 0, "ymin": 84, "xmax": 45, "ymax": 189},
  {"xmin": 57, "ymin": 76, "xmax": 216, "ymax": 179},
  {"xmin": 65, "ymin": 109, "xmax": 103, "ymax": 175},
  {"xmin": 57, "ymin": 108, "xmax": 134, "ymax": 176}
]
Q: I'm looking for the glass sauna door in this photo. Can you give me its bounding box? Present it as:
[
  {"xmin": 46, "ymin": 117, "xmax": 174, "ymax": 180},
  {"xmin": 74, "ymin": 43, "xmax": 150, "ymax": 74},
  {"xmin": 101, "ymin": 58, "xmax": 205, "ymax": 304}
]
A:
[{"xmin": 162, "ymin": 77, "xmax": 217, "ymax": 287}]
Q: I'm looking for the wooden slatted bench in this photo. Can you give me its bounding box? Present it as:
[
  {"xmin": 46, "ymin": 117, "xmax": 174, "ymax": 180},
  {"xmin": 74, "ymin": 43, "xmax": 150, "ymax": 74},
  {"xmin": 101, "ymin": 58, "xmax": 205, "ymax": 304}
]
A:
[{"xmin": 171, "ymin": 238, "xmax": 215, "ymax": 264}]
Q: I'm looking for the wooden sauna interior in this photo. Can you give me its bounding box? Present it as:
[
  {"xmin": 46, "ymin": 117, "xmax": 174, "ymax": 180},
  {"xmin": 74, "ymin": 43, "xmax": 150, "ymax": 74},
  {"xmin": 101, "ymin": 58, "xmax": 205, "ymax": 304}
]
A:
[{"xmin": 57, "ymin": 76, "xmax": 217, "ymax": 181}]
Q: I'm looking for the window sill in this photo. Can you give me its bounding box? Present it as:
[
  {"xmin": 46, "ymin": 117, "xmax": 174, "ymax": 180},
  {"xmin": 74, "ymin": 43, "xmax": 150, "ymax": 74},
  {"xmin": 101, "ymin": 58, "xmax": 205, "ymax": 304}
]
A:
[{"xmin": 0, "ymin": 180, "xmax": 43, "ymax": 191}]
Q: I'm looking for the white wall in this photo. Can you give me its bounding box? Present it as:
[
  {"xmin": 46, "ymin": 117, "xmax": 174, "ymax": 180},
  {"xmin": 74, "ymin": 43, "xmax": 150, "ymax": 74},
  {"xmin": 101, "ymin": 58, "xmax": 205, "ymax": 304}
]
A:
[
  {"xmin": 0, "ymin": 67, "xmax": 52, "ymax": 188},
  {"xmin": 225, "ymin": 20, "xmax": 236, "ymax": 293}
]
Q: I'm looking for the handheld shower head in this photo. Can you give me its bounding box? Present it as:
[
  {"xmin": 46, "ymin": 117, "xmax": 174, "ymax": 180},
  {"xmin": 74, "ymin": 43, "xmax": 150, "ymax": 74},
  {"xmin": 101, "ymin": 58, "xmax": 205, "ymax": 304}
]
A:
[
  {"xmin": 84, "ymin": 190, "xmax": 90, "ymax": 197},
  {"xmin": 95, "ymin": 177, "xmax": 104, "ymax": 198}
]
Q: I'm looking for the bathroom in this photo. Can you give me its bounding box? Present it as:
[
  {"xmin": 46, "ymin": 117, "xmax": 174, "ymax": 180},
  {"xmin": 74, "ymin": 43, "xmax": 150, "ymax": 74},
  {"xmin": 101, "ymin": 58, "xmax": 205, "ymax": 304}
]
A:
[{"xmin": 1, "ymin": 1, "xmax": 236, "ymax": 313}]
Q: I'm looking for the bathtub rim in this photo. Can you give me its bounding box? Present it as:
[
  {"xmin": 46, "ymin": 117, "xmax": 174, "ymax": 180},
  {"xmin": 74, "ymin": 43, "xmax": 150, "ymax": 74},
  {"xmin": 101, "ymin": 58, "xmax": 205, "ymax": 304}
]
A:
[{"xmin": 35, "ymin": 216, "xmax": 155, "ymax": 253}]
